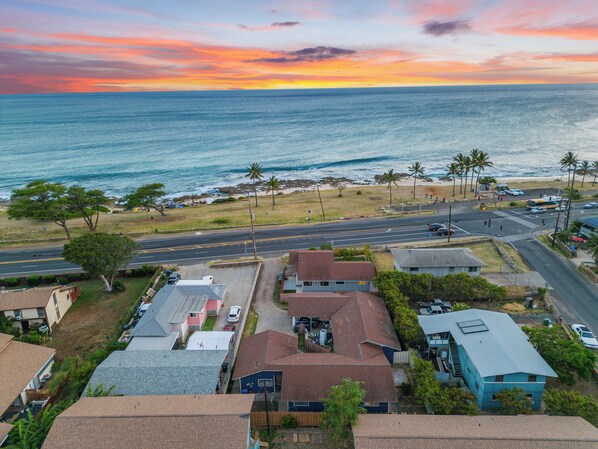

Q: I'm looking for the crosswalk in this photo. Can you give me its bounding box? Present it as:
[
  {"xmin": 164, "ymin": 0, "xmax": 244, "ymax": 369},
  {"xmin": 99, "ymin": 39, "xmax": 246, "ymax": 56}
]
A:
[
  {"xmin": 498, "ymin": 234, "xmax": 534, "ymax": 243},
  {"xmin": 493, "ymin": 210, "xmax": 537, "ymax": 229}
]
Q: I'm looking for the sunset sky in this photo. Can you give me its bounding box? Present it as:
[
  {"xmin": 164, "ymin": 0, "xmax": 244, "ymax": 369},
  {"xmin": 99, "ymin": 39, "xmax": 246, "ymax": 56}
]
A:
[{"xmin": 1, "ymin": 0, "xmax": 598, "ymax": 93}]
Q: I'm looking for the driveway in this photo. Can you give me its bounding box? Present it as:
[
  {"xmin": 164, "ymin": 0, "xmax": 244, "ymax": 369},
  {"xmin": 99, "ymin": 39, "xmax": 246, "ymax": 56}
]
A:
[{"xmin": 253, "ymin": 257, "xmax": 292, "ymax": 334}]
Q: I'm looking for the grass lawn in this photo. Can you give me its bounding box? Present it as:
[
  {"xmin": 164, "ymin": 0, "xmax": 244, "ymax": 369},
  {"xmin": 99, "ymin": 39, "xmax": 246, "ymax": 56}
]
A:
[
  {"xmin": 45, "ymin": 277, "xmax": 150, "ymax": 359},
  {"xmin": 242, "ymin": 310, "xmax": 259, "ymax": 337},
  {"xmin": 373, "ymin": 251, "xmax": 395, "ymax": 272},
  {"xmin": 465, "ymin": 241, "xmax": 529, "ymax": 273},
  {"xmin": 201, "ymin": 316, "xmax": 217, "ymax": 331}
]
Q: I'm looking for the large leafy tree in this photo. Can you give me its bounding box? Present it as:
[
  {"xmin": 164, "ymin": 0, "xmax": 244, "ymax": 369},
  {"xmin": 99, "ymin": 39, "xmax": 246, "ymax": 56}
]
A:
[
  {"xmin": 8, "ymin": 180, "xmax": 75, "ymax": 239},
  {"xmin": 123, "ymin": 183, "xmax": 167, "ymax": 216},
  {"xmin": 66, "ymin": 186, "xmax": 110, "ymax": 232},
  {"xmin": 62, "ymin": 233, "xmax": 138, "ymax": 292},
  {"xmin": 320, "ymin": 378, "xmax": 366, "ymax": 442},
  {"xmin": 378, "ymin": 169, "xmax": 401, "ymax": 204},
  {"xmin": 264, "ymin": 175, "xmax": 280, "ymax": 210},
  {"xmin": 544, "ymin": 389, "xmax": 598, "ymax": 427},
  {"xmin": 408, "ymin": 162, "xmax": 425, "ymax": 199},
  {"xmin": 245, "ymin": 162, "xmax": 264, "ymax": 207},
  {"xmin": 494, "ymin": 388, "xmax": 533, "ymax": 415}
]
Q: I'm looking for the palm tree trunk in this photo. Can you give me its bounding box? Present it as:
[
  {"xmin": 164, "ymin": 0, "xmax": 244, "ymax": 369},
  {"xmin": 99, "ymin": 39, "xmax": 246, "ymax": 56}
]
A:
[
  {"xmin": 463, "ymin": 171, "xmax": 468, "ymax": 199},
  {"xmin": 593, "ymin": 173, "xmax": 597, "ymax": 186},
  {"xmin": 452, "ymin": 177, "xmax": 456, "ymax": 196},
  {"xmin": 253, "ymin": 180, "xmax": 259, "ymax": 207},
  {"xmin": 271, "ymin": 190, "xmax": 275, "ymax": 209},
  {"xmin": 389, "ymin": 184, "xmax": 393, "ymax": 204},
  {"xmin": 581, "ymin": 174, "xmax": 585, "ymax": 187},
  {"xmin": 459, "ymin": 174, "xmax": 463, "ymax": 194},
  {"xmin": 413, "ymin": 176, "xmax": 417, "ymax": 199}
]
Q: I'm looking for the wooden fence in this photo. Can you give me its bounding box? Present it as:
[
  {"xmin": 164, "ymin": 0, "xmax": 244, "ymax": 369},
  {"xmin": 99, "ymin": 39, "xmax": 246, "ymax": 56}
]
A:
[
  {"xmin": 250, "ymin": 411, "xmax": 321, "ymax": 427},
  {"xmin": 305, "ymin": 339, "xmax": 331, "ymax": 353}
]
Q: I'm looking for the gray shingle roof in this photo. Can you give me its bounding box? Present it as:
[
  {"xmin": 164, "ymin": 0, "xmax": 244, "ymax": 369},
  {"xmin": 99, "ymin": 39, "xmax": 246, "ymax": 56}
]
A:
[
  {"xmin": 419, "ymin": 309, "xmax": 557, "ymax": 378},
  {"xmin": 85, "ymin": 350, "xmax": 227, "ymax": 396},
  {"xmin": 132, "ymin": 284, "xmax": 225, "ymax": 337},
  {"xmin": 391, "ymin": 248, "xmax": 485, "ymax": 269}
]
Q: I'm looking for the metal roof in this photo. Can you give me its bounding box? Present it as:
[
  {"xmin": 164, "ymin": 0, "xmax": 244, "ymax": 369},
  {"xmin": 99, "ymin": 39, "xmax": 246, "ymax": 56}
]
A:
[
  {"xmin": 391, "ymin": 248, "xmax": 486, "ymax": 269},
  {"xmin": 579, "ymin": 216, "xmax": 598, "ymax": 229},
  {"xmin": 419, "ymin": 309, "xmax": 557, "ymax": 378}
]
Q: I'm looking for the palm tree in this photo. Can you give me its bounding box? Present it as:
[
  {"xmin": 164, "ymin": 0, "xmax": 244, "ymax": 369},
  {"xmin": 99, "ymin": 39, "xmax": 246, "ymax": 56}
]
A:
[
  {"xmin": 474, "ymin": 150, "xmax": 493, "ymax": 193},
  {"xmin": 408, "ymin": 162, "xmax": 425, "ymax": 199},
  {"xmin": 592, "ymin": 161, "xmax": 598, "ymax": 187},
  {"xmin": 469, "ymin": 148, "xmax": 481, "ymax": 192},
  {"xmin": 462, "ymin": 155, "xmax": 472, "ymax": 198},
  {"xmin": 245, "ymin": 163, "xmax": 264, "ymax": 207},
  {"xmin": 264, "ymin": 175, "xmax": 280, "ymax": 210},
  {"xmin": 560, "ymin": 151, "xmax": 579, "ymax": 188},
  {"xmin": 378, "ymin": 169, "xmax": 401, "ymax": 204},
  {"xmin": 579, "ymin": 160, "xmax": 590, "ymax": 187},
  {"xmin": 446, "ymin": 162, "xmax": 459, "ymax": 197},
  {"xmin": 453, "ymin": 153, "xmax": 466, "ymax": 194},
  {"xmin": 586, "ymin": 232, "xmax": 598, "ymax": 263}
]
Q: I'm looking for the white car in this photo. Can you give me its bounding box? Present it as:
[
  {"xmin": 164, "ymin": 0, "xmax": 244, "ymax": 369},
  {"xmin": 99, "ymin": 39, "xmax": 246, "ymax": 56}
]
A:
[
  {"xmin": 506, "ymin": 188, "xmax": 525, "ymax": 196},
  {"xmin": 571, "ymin": 324, "xmax": 598, "ymax": 349},
  {"xmin": 227, "ymin": 306, "xmax": 242, "ymax": 323},
  {"xmin": 554, "ymin": 205, "xmax": 568, "ymax": 212},
  {"xmin": 530, "ymin": 206, "xmax": 547, "ymax": 214},
  {"xmin": 583, "ymin": 202, "xmax": 598, "ymax": 209}
]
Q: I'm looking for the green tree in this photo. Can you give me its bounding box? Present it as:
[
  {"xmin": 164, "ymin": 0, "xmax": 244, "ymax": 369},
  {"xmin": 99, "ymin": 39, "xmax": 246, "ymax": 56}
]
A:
[
  {"xmin": 468, "ymin": 148, "xmax": 481, "ymax": 192},
  {"xmin": 331, "ymin": 180, "xmax": 346, "ymax": 197},
  {"xmin": 123, "ymin": 183, "xmax": 167, "ymax": 216},
  {"xmin": 66, "ymin": 186, "xmax": 110, "ymax": 232},
  {"xmin": 408, "ymin": 162, "xmax": 425, "ymax": 199},
  {"xmin": 560, "ymin": 151, "xmax": 579, "ymax": 188},
  {"xmin": 446, "ymin": 162, "xmax": 460, "ymax": 197},
  {"xmin": 474, "ymin": 150, "xmax": 493, "ymax": 192},
  {"xmin": 544, "ymin": 389, "xmax": 598, "ymax": 427},
  {"xmin": 320, "ymin": 378, "xmax": 366, "ymax": 442},
  {"xmin": 494, "ymin": 387, "xmax": 533, "ymax": 415},
  {"xmin": 461, "ymin": 155, "xmax": 472, "ymax": 198},
  {"xmin": 5, "ymin": 402, "xmax": 67, "ymax": 449},
  {"xmin": 86, "ymin": 383, "xmax": 115, "ymax": 397},
  {"xmin": 62, "ymin": 233, "xmax": 138, "ymax": 292},
  {"xmin": 264, "ymin": 175, "xmax": 280, "ymax": 210},
  {"xmin": 245, "ymin": 162, "xmax": 264, "ymax": 207},
  {"xmin": 453, "ymin": 153, "xmax": 467, "ymax": 195},
  {"xmin": 8, "ymin": 180, "xmax": 74, "ymax": 239},
  {"xmin": 0, "ymin": 315, "xmax": 16, "ymax": 335},
  {"xmin": 377, "ymin": 169, "xmax": 401, "ymax": 204},
  {"xmin": 586, "ymin": 232, "xmax": 598, "ymax": 263},
  {"xmin": 592, "ymin": 161, "xmax": 598, "ymax": 187},
  {"xmin": 451, "ymin": 302, "xmax": 471, "ymax": 311},
  {"xmin": 579, "ymin": 160, "xmax": 590, "ymax": 187}
]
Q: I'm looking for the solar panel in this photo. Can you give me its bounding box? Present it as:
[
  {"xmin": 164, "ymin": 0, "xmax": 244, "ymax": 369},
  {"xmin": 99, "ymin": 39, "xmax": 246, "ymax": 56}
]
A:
[{"xmin": 457, "ymin": 319, "xmax": 489, "ymax": 334}]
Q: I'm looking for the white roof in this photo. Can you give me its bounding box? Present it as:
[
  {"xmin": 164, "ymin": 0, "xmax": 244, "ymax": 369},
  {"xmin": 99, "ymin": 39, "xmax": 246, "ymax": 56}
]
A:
[
  {"xmin": 419, "ymin": 309, "xmax": 557, "ymax": 378},
  {"xmin": 186, "ymin": 332, "xmax": 234, "ymax": 351},
  {"xmin": 177, "ymin": 277, "xmax": 214, "ymax": 286},
  {"xmin": 126, "ymin": 332, "xmax": 179, "ymax": 351}
]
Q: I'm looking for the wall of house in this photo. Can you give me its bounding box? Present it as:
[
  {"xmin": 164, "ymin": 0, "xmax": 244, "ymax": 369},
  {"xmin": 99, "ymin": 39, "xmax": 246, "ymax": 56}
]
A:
[
  {"xmin": 479, "ymin": 373, "xmax": 547, "ymax": 411},
  {"xmin": 186, "ymin": 308, "xmax": 207, "ymax": 329},
  {"xmin": 297, "ymin": 279, "xmax": 371, "ymax": 293},
  {"xmin": 457, "ymin": 345, "xmax": 486, "ymax": 409},
  {"xmin": 205, "ymin": 299, "xmax": 223, "ymax": 314},
  {"xmin": 398, "ymin": 266, "xmax": 480, "ymax": 277},
  {"xmin": 239, "ymin": 371, "xmax": 281, "ymax": 394},
  {"xmin": 44, "ymin": 288, "xmax": 74, "ymax": 329},
  {"xmin": 381, "ymin": 346, "xmax": 397, "ymax": 364},
  {"xmin": 286, "ymin": 401, "xmax": 389, "ymax": 413}
]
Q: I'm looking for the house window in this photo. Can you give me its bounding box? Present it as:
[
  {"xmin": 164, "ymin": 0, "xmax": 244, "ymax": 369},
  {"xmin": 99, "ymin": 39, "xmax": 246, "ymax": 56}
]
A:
[
  {"xmin": 409, "ymin": 267, "xmax": 419, "ymax": 272},
  {"xmin": 258, "ymin": 379, "xmax": 273, "ymax": 387},
  {"xmin": 469, "ymin": 266, "xmax": 477, "ymax": 272},
  {"xmin": 449, "ymin": 267, "xmax": 455, "ymax": 272},
  {"xmin": 357, "ymin": 281, "xmax": 368, "ymax": 285},
  {"xmin": 527, "ymin": 393, "xmax": 534, "ymax": 400},
  {"xmin": 335, "ymin": 281, "xmax": 345, "ymax": 285},
  {"xmin": 52, "ymin": 293, "xmax": 58, "ymax": 306},
  {"xmin": 303, "ymin": 281, "xmax": 313, "ymax": 286},
  {"xmin": 528, "ymin": 375, "xmax": 537, "ymax": 383},
  {"xmin": 190, "ymin": 313, "xmax": 197, "ymax": 317},
  {"xmin": 320, "ymin": 281, "xmax": 329, "ymax": 286},
  {"xmin": 37, "ymin": 308, "xmax": 46, "ymax": 318},
  {"xmin": 467, "ymin": 367, "xmax": 471, "ymax": 374},
  {"xmin": 495, "ymin": 375, "xmax": 504, "ymax": 382},
  {"xmin": 55, "ymin": 307, "xmax": 61, "ymax": 320},
  {"xmin": 491, "ymin": 393, "xmax": 499, "ymax": 401},
  {"xmin": 475, "ymin": 382, "xmax": 479, "ymax": 391},
  {"xmin": 14, "ymin": 310, "xmax": 22, "ymax": 320},
  {"xmin": 291, "ymin": 401, "xmax": 309, "ymax": 407},
  {"xmin": 363, "ymin": 402, "xmax": 379, "ymax": 407}
]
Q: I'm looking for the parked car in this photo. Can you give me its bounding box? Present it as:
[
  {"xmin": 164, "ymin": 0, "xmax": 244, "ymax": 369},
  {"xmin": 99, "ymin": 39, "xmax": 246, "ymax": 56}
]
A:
[
  {"xmin": 530, "ymin": 206, "xmax": 547, "ymax": 214},
  {"xmin": 419, "ymin": 305, "xmax": 446, "ymax": 316},
  {"xmin": 583, "ymin": 202, "xmax": 598, "ymax": 209},
  {"xmin": 496, "ymin": 190, "xmax": 507, "ymax": 196},
  {"xmin": 554, "ymin": 205, "xmax": 568, "ymax": 212},
  {"xmin": 436, "ymin": 226, "xmax": 454, "ymax": 235},
  {"xmin": 293, "ymin": 317, "xmax": 312, "ymax": 333},
  {"xmin": 227, "ymin": 306, "xmax": 242, "ymax": 323},
  {"xmin": 428, "ymin": 223, "xmax": 444, "ymax": 231},
  {"xmin": 506, "ymin": 188, "xmax": 525, "ymax": 196},
  {"xmin": 223, "ymin": 324, "xmax": 237, "ymax": 332},
  {"xmin": 571, "ymin": 324, "xmax": 598, "ymax": 349},
  {"xmin": 166, "ymin": 272, "xmax": 181, "ymax": 285}
]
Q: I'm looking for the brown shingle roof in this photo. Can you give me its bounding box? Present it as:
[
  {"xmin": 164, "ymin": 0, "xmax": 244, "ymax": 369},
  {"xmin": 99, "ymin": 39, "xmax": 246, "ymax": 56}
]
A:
[
  {"xmin": 288, "ymin": 250, "xmax": 375, "ymax": 281},
  {"xmin": 0, "ymin": 422, "xmax": 12, "ymax": 444},
  {"xmin": 42, "ymin": 395, "xmax": 255, "ymax": 449},
  {"xmin": 233, "ymin": 330, "xmax": 298, "ymax": 378},
  {"xmin": 0, "ymin": 286, "xmax": 62, "ymax": 311},
  {"xmin": 285, "ymin": 292, "xmax": 351, "ymax": 319},
  {"xmin": 353, "ymin": 414, "xmax": 598, "ymax": 449},
  {"xmin": 0, "ymin": 333, "xmax": 55, "ymax": 416}
]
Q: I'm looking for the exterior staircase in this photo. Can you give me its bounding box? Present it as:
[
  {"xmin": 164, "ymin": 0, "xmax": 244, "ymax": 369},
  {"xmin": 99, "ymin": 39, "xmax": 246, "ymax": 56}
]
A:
[{"xmin": 449, "ymin": 340, "xmax": 462, "ymax": 377}]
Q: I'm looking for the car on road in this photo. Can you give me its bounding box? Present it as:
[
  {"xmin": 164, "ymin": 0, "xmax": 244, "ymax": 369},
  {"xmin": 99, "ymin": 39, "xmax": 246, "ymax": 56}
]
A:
[
  {"xmin": 571, "ymin": 324, "xmax": 598, "ymax": 349},
  {"xmin": 227, "ymin": 306, "xmax": 242, "ymax": 323},
  {"xmin": 166, "ymin": 272, "xmax": 181, "ymax": 285},
  {"xmin": 530, "ymin": 206, "xmax": 547, "ymax": 214},
  {"xmin": 436, "ymin": 226, "xmax": 454, "ymax": 235},
  {"xmin": 506, "ymin": 188, "xmax": 525, "ymax": 196},
  {"xmin": 419, "ymin": 305, "xmax": 446, "ymax": 315},
  {"xmin": 554, "ymin": 205, "xmax": 568, "ymax": 212},
  {"xmin": 223, "ymin": 324, "xmax": 237, "ymax": 332},
  {"xmin": 428, "ymin": 223, "xmax": 444, "ymax": 231},
  {"xmin": 583, "ymin": 202, "xmax": 598, "ymax": 209}
]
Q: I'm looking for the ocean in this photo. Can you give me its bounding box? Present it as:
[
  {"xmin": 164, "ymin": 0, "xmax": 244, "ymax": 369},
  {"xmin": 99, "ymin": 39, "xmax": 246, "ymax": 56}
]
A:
[{"xmin": 1, "ymin": 84, "xmax": 597, "ymax": 199}]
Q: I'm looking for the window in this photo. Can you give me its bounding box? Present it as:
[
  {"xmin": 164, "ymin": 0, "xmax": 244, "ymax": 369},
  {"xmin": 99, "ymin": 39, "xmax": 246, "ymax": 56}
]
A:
[
  {"xmin": 335, "ymin": 281, "xmax": 345, "ymax": 285},
  {"xmin": 320, "ymin": 281, "xmax": 329, "ymax": 286},
  {"xmin": 303, "ymin": 281, "xmax": 313, "ymax": 286},
  {"xmin": 291, "ymin": 401, "xmax": 309, "ymax": 407},
  {"xmin": 258, "ymin": 379, "xmax": 273, "ymax": 387},
  {"xmin": 491, "ymin": 393, "xmax": 499, "ymax": 401},
  {"xmin": 527, "ymin": 393, "xmax": 534, "ymax": 400},
  {"xmin": 528, "ymin": 375, "xmax": 537, "ymax": 383},
  {"xmin": 409, "ymin": 267, "xmax": 419, "ymax": 272},
  {"xmin": 363, "ymin": 402, "xmax": 379, "ymax": 407},
  {"xmin": 475, "ymin": 382, "xmax": 479, "ymax": 391},
  {"xmin": 52, "ymin": 293, "xmax": 58, "ymax": 306},
  {"xmin": 357, "ymin": 281, "xmax": 368, "ymax": 285},
  {"xmin": 37, "ymin": 308, "xmax": 46, "ymax": 318},
  {"xmin": 190, "ymin": 313, "xmax": 197, "ymax": 317},
  {"xmin": 495, "ymin": 375, "xmax": 504, "ymax": 382},
  {"xmin": 55, "ymin": 307, "xmax": 61, "ymax": 320},
  {"xmin": 469, "ymin": 266, "xmax": 477, "ymax": 272},
  {"xmin": 14, "ymin": 310, "xmax": 22, "ymax": 320},
  {"xmin": 467, "ymin": 367, "xmax": 471, "ymax": 374},
  {"xmin": 449, "ymin": 267, "xmax": 455, "ymax": 272}
]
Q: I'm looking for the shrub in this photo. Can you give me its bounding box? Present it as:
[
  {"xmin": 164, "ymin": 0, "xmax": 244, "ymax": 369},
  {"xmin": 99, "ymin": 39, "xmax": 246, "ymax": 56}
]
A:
[
  {"xmin": 544, "ymin": 389, "xmax": 598, "ymax": 427},
  {"xmin": 509, "ymin": 201, "xmax": 518, "ymax": 206},
  {"xmin": 57, "ymin": 277, "xmax": 68, "ymax": 285},
  {"xmin": 1, "ymin": 277, "xmax": 20, "ymax": 287},
  {"xmin": 280, "ymin": 415, "xmax": 298, "ymax": 428},
  {"xmin": 111, "ymin": 280, "xmax": 126, "ymax": 293},
  {"xmin": 212, "ymin": 217, "xmax": 231, "ymax": 225},
  {"xmin": 26, "ymin": 275, "xmax": 42, "ymax": 287},
  {"xmin": 131, "ymin": 268, "xmax": 145, "ymax": 277},
  {"xmin": 494, "ymin": 388, "xmax": 533, "ymax": 415},
  {"xmin": 43, "ymin": 274, "xmax": 57, "ymax": 284},
  {"xmin": 451, "ymin": 302, "xmax": 471, "ymax": 311},
  {"xmin": 356, "ymin": 190, "xmax": 362, "ymax": 195},
  {"xmin": 141, "ymin": 264, "xmax": 157, "ymax": 275},
  {"xmin": 66, "ymin": 273, "xmax": 81, "ymax": 282},
  {"xmin": 19, "ymin": 330, "xmax": 47, "ymax": 345},
  {"xmin": 320, "ymin": 242, "xmax": 333, "ymax": 251},
  {"xmin": 212, "ymin": 197, "xmax": 236, "ymax": 204}
]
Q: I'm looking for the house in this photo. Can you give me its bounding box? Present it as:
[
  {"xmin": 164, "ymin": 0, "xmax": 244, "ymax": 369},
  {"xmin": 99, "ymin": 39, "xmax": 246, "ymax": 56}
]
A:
[
  {"xmin": 579, "ymin": 216, "xmax": 598, "ymax": 239},
  {"xmin": 0, "ymin": 333, "xmax": 55, "ymax": 421},
  {"xmin": 352, "ymin": 414, "xmax": 598, "ymax": 449},
  {"xmin": 127, "ymin": 283, "xmax": 227, "ymax": 350},
  {"xmin": 85, "ymin": 349, "xmax": 227, "ymax": 396},
  {"xmin": 418, "ymin": 309, "xmax": 557, "ymax": 410},
  {"xmin": 391, "ymin": 248, "xmax": 485, "ymax": 277},
  {"xmin": 42, "ymin": 394, "xmax": 257, "ymax": 449},
  {"xmin": 283, "ymin": 250, "xmax": 376, "ymax": 293},
  {"xmin": 0, "ymin": 286, "xmax": 79, "ymax": 334},
  {"xmin": 234, "ymin": 292, "xmax": 401, "ymax": 413}
]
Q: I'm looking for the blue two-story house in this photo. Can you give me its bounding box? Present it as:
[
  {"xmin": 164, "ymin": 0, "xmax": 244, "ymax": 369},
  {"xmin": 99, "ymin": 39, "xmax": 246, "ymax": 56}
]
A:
[{"xmin": 419, "ymin": 309, "xmax": 557, "ymax": 410}]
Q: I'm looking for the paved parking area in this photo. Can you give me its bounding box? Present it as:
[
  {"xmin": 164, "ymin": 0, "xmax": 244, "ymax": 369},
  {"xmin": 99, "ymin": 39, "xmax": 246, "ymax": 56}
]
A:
[
  {"xmin": 254, "ymin": 257, "xmax": 292, "ymax": 334},
  {"xmin": 178, "ymin": 262, "xmax": 258, "ymax": 331}
]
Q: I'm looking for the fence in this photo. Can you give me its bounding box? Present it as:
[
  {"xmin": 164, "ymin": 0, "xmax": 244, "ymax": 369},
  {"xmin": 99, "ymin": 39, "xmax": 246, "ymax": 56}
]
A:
[
  {"xmin": 304, "ymin": 339, "xmax": 331, "ymax": 353},
  {"xmin": 250, "ymin": 411, "xmax": 321, "ymax": 427},
  {"xmin": 393, "ymin": 350, "xmax": 410, "ymax": 364}
]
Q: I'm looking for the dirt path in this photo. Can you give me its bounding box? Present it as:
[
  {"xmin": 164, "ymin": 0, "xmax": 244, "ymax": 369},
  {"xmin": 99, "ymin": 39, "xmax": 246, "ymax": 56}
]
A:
[{"xmin": 253, "ymin": 257, "xmax": 291, "ymax": 334}]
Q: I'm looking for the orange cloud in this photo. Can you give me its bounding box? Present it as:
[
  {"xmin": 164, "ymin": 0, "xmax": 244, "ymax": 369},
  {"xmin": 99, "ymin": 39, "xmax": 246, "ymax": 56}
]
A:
[{"xmin": 498, "ymin": 21, "xmax": 598, "ymax": 40}]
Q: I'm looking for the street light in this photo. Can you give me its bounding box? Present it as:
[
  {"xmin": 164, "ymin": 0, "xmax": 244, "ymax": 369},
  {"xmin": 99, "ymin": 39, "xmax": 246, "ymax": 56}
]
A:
[{"xmin": 316, "ymin": 183, "xmax": 326, "ymax": 221}]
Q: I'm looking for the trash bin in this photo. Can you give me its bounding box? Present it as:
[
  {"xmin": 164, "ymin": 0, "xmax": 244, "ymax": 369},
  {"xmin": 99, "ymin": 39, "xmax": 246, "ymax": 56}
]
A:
[{"xmin": 543, "ymin": 318, "xmax": 552, "ymax": 327}]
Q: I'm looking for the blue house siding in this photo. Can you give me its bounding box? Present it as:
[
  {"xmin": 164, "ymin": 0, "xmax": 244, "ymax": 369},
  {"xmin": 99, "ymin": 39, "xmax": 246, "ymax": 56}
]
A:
[
  {"xmin": 239, "ymin": 371, "xmax": 281, "ymax": 394},
  {"xmin": 480, "ymin": 373, "xmax": 547, "ymax": 411}
]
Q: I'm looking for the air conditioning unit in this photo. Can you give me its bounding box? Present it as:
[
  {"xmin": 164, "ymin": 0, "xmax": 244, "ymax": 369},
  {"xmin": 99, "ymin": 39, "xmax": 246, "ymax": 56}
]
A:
[{"xmin": 14, "ymin": 314, "xmax": 22, "ymax": 321}]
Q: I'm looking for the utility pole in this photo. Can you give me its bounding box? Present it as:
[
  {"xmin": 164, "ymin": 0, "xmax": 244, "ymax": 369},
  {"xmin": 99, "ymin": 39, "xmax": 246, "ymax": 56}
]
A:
[
  {"xmin": 564, "ymin": 164, "xmax": 576, "ymax": 230},
  {"xmin": 246, "ymin": 192, "xmax": 257, "ymax": 259},
  {"xmin": 264, "ymin": 387, "xmax": 271, "ymax": 437},
  {"xmin": 316, "ymin": 183, "xmax": 326, "ymax": 221},
  {"xmin": 447, "ymin": 205, "xmax": 452, "ymax": 243}
]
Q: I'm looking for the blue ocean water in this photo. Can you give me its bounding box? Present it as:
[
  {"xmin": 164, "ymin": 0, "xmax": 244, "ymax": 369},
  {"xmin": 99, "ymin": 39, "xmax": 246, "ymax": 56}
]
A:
[{"xmin": 1, "ymin": 84, "xmax": 597, "ymax": 199}]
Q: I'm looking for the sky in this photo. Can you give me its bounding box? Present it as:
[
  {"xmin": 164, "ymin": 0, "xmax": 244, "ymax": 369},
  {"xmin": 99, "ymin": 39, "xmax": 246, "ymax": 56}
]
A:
[{"xmin": 1, "ymin": 0, "xmax": 598, "ymax": 93}]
